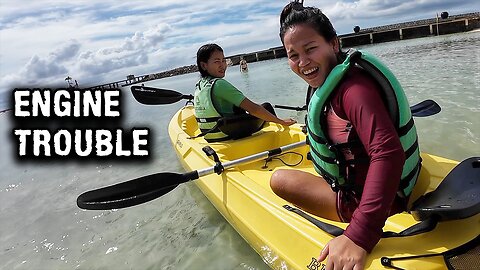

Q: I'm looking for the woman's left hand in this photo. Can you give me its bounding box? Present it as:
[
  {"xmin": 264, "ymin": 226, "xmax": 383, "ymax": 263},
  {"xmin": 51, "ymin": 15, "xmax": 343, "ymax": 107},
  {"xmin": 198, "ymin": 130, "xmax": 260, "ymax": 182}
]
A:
[{"xmin": 317, "ymin": 234, "xmax": 367, "ymax": 270}]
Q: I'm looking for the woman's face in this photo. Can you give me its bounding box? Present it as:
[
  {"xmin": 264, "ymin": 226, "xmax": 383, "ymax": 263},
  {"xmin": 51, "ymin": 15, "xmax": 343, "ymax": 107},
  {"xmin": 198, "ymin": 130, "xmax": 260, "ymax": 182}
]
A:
[
  {"xmin": 201, "ymin": 50, "xmax": 227, "ymax": 78},
  {"xmin": 283, "ymin": 24, "xmax": 339, "ymax": 88}
]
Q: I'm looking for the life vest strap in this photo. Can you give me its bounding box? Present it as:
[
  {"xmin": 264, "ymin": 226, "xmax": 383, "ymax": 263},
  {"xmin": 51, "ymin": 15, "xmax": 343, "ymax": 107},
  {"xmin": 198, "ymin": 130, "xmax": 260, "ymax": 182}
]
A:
[
  {"xmin": 310, "ymin": 156, "xmax": 339, "ymax": 190},
  {"xmin": 398, "ymin": 117, "xmax": 414, "ymax": 137},
  {"xmin": 399, "ymin": 160, "xmax": 421, "ymax": 191},
  {"xmin": 190, "ymin": 121, "xmax": 224, "ymax": 140},
  {"xmin": 332, "ymin": 140, "xmax": 363, "ymax": 150},
  {"xmin": 196, "ymin": 116, "xmax": 221, "ymax": 123},
  {"xmin": 309, "ymin": 144, "xmax": 338, "ymax": 164},
  {"xmin": 199, "ymin": 127, "xmax": 220, "ymax": 133},
  {"xmin": 405, "ymin": 138, "xmax": 419, "ymax": 160},
  {"xmin": 309, "ymin": 154, "xmax": 359, "ymax": 192},
  {"xmin": 306, "ymin": 128, "xmax": 329, "ymax": 145}
]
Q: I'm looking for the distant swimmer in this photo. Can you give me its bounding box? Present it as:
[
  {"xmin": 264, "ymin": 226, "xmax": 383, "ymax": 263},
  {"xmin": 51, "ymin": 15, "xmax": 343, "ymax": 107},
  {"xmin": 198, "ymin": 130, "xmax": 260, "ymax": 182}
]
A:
[{"xmin": 239, "ymin": 58, "xmax": 248, "ymax": 72}]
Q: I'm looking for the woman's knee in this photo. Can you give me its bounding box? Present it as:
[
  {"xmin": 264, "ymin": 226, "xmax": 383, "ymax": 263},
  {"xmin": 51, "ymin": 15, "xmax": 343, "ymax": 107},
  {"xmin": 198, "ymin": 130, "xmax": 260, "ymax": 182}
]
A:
[{"xmin": 270, "ymin": 169, "xmax": 293, "ymax": 196}]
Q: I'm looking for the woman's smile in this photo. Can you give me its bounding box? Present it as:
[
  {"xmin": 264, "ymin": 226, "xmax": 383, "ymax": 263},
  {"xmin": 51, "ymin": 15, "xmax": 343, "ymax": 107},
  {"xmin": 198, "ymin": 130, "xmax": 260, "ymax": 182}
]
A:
[{"xmin": 283, "ymin": 24, "xmax": 339, "ymax": 88}]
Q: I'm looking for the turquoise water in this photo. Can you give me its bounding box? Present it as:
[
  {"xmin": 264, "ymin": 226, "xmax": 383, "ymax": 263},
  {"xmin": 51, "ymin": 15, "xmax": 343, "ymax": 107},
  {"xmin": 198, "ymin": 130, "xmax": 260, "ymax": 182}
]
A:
[{"xmin": 0, "ymin": 31, "xmax": 479, "ymax": 270}]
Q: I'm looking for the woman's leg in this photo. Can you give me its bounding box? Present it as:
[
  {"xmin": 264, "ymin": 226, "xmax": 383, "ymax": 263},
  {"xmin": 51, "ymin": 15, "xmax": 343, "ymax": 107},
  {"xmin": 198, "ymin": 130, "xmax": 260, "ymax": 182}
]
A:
[{"xmin": 270, "ymin": 169, "xmax": 341, "ymax": 221}]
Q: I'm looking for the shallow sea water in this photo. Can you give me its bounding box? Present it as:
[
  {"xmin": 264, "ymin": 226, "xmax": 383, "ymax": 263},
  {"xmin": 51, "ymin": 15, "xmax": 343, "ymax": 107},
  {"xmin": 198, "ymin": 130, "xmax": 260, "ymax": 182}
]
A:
[{"xmin": 0, "ymin": 31, "xmax": 479, "ymax": 270}]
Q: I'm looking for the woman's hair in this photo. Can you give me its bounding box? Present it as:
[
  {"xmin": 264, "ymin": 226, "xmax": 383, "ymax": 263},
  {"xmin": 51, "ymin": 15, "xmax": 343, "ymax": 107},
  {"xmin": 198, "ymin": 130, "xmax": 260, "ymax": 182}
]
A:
[
  {"xmin": 279, "ymin": 2, "xmax": 337, "ymax": 44},
  {"xmin": 196, "ymin": 43, "xmax": 223, "ymax": 77}
]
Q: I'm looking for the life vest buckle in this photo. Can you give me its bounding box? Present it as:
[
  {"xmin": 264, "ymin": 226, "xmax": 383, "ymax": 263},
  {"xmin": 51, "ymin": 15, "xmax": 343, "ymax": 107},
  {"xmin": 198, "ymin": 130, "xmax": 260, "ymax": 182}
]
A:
[{"xmin": 330, "ymin": 182, "xmax": 339, "ymax": 192}]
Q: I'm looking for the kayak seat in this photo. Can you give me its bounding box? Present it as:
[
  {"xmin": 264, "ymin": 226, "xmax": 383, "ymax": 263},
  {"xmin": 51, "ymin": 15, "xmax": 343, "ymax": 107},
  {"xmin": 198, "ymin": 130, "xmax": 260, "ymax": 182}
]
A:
[
  {"xmin": 218, "ymin": 103, "xmax": 276, "ymax": 140},
  {"xmin": 411, "ymin": 157, "xmax": 480, "ymax": 221},
  {"xmin": 217, "ymin": 114, "xmax": 265, "ymax": 140}
]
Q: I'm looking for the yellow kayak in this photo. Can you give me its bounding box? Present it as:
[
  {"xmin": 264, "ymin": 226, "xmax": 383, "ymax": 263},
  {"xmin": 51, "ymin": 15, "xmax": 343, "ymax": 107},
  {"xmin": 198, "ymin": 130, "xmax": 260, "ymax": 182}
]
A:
[{"xmin": 168, "ymin": 105, "xmax": 479, "ymax": 270}]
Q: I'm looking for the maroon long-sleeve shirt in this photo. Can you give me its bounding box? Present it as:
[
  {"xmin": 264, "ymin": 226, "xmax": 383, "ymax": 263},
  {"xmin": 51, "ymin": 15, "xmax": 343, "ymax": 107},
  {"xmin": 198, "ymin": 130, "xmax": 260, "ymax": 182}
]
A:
[{"xmin": 327, "ymin": 67, "xmax": 407, "ymax": 252}]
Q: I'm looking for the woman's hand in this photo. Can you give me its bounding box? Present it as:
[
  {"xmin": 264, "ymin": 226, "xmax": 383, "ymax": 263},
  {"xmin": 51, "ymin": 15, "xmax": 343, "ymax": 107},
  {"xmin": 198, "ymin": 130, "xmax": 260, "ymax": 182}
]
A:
[
  {"xmin": 318, "ymin": 235, "xmax": 367, "ymax": 270},
  {"xmin": 280, "ymin": 118, "xmax": 297, "ymax": 126}
]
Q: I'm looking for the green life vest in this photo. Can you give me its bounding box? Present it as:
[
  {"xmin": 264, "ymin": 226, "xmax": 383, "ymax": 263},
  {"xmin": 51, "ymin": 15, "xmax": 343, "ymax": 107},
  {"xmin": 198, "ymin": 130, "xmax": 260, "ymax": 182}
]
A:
[
  {"xmin": 306, "ymin": 49, "xmax": 421, "ymax": 197},
  {"xmin": 194, "ymin": 77, "xmax": 230, "ymax": 142}
]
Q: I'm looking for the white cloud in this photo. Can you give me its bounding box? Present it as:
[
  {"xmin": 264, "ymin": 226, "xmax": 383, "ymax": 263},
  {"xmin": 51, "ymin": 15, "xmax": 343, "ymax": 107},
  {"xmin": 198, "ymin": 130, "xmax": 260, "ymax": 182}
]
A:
[
  {"xmin": 24, "ymin": 55, "xmax": 67, "ymax": 81},
  {"xmin": 0, "ymin": 40, "xmax": 80, "ymax": 88},
  {"xmin": 50, "ymin": 40, "xmax": 82, "ymax": 62}
]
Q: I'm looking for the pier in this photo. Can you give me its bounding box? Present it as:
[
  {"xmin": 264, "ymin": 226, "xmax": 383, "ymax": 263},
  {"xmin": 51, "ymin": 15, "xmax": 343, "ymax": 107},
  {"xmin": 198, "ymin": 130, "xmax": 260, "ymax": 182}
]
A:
[
  {"xmin": 87, "ymin": 12, "xmax": 479, "ymax": 90},
  {"xmin": 340, "ymin": 12, "xmax": 480, "ymax": 47},
  {"xmin": 228, "ymin": 12, "xmax": 480, "ymax": 65},
  {"xmin": 85, "ymin": 65, "xmax": 198, "ymax": 89}
]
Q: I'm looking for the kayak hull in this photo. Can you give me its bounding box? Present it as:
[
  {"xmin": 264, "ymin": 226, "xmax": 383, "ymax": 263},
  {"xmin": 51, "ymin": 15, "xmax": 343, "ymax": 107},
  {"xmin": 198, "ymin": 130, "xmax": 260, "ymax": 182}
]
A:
[{"xmin": 168, "ymin": 105, "xmax": 479, "ymax": 270}]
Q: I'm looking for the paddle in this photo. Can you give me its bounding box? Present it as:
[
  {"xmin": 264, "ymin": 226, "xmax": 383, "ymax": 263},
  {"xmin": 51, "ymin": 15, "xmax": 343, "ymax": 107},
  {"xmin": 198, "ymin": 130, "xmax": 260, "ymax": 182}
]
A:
[
  {"xmin": 410, "ymin": 99, "xmax": 441, "ymax": 117},
  {"xmin": 130, "ymin": 85, "xmax": 193, "ymax": 105},
  {"xmin": 274, "ymin": 104, "xmax": 307, "ymax": 111},
  {"xmin": 276, "ymin": 99, "xmax": 441, "ymax": 117},
  {"xmin": 130, "ymin": 86, "xmax": 441, "ymax": 117},
  {"xmin": 77, "ymin": 141, "xmax": 307, "ymax": 210}
]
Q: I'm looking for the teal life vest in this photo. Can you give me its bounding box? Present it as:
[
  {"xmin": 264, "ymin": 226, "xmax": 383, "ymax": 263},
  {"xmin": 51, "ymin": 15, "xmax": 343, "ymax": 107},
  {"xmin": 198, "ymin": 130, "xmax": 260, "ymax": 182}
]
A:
[
  {"xmin": 194, "ymin": 77, "xmax": 230, "ymax": 142},
  {"xmin": 306, "ymin": 49, "xmax": 421, "ymax": 197}
]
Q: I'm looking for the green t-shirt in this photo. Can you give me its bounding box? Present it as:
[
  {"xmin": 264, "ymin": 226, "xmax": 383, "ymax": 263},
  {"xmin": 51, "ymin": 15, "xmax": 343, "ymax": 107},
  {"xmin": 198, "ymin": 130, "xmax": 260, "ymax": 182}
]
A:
[{"xmin": 211, "ymin": 78, "xmax": 246, "ymax": 115}]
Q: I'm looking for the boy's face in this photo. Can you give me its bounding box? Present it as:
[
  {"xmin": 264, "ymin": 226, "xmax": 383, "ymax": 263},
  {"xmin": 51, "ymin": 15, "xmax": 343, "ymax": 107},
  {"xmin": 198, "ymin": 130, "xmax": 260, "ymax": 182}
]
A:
[{"xmin": 201, "ymin": 50, "xmax": 227, "ymax": 78}]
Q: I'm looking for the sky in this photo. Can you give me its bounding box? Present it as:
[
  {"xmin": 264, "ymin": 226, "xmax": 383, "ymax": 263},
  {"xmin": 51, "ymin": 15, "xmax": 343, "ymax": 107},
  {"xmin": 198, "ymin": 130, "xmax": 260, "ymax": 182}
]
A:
[{"xmin": 0, "ymin": 0, "xmax": 479, "ymax": 108}]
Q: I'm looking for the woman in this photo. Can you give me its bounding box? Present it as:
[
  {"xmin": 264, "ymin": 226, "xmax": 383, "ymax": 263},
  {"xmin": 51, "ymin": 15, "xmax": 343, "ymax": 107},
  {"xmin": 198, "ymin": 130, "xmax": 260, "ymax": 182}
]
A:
[
  {"xmin": 195, "ymin": 43, "xmax": 295, "ymax": 142},
  {"xmin": 270, "ymin": 2, "xmax": 421, "ymax": 270}
]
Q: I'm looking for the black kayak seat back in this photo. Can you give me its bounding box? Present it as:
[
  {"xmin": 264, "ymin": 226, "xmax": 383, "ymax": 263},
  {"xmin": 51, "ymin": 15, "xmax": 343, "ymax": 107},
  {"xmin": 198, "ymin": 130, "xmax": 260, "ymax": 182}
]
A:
[
  {"xmin": 208, "ymin": 102, "xmax": 275, "ymax": 141},
  {"xmin": 411, "ymin": 157, "xmax": 480, "ymax": 221},
  {"xmin": 193, "ymin": 113, "xmax": 265, "ymax": 142},
  {"xmin": 217, "ymin": 114, "xmax": 264, "ymax": 139}
]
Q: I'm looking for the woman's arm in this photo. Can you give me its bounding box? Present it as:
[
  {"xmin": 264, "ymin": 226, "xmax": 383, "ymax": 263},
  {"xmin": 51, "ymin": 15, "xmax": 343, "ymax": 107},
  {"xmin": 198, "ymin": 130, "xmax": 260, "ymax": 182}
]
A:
[
  {"xmin": 341, "ymin": 75, "xmax": 406, "ymax": 253},
  {"xmin": 318, "ymin": 72, "xmax": 406, "ymax": 270}
]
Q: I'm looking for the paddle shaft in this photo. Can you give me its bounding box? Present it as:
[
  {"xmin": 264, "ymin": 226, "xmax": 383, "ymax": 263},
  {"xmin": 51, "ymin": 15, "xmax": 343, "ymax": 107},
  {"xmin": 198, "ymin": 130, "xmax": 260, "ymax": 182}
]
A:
[
  {"xmin": 76, "ymin": 140, "xmax": 308, "ymax": 210},
  {"xmin": 131, "ymin": 86, "xmax": 440, "ymax": 117},
  {"xmin": 275, "ymin": 99, "xmax": 440, "ymax": 117},
  {"xmin": 274, "ymin": 104, "xmax": 306, "ymax": 111},
  {"xmin": 196, "ymin": 140, "xmax": 306, "ymax": 178}
]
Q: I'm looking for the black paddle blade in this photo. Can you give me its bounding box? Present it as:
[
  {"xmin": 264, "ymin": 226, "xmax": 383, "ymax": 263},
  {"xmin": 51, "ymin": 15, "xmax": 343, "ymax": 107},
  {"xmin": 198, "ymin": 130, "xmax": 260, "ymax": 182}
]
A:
[
  {"xmin": 77, "ymin": 172, "xmax": 183, "ymax": 210},
  {"xmin": 131, "ymin": 86, "xmax": 185, "ymax": 105},
  {"xmin": 411, "ymin": 99, "xmax": 441, "ymax": 117}
]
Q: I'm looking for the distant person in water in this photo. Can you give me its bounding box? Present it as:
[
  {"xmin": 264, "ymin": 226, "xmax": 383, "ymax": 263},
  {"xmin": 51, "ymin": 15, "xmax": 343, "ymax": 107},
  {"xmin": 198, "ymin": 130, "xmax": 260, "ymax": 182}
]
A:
[
  {"xmin": 239, "ymin": 58, "xmax": 248, "ymax": 72},
  {"xmin": 270, "ymin": 2, "xmax": 421, "ymax": 270},
  {"xmin": 194, "ymin": 43, "xmax": 295, "ymax": 142}
]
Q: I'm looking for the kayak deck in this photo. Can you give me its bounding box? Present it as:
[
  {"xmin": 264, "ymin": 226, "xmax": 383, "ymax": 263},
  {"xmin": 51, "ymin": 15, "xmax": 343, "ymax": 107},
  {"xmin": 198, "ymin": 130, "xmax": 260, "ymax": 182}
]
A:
[{"xmin": 168, "ymin": 105, "xmax": 480, "ymax": 270}]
